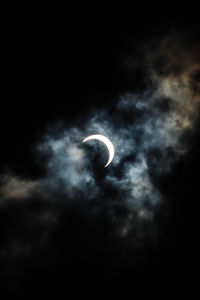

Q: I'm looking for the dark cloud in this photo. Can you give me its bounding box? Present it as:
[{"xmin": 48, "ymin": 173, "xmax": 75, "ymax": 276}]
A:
[{"xmin": 1, "ymin": 30, "xmax": 200, "ymax": 295}]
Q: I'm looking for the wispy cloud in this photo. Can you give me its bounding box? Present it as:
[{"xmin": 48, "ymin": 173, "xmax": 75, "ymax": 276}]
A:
[{"xmin": 1, "ymin": 32, "xmax": 200, "ymax": 244}]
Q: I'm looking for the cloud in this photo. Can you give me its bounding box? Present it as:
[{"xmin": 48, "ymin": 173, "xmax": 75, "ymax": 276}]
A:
[
  {"xmin": 0, "ymin": 175, "xmax": 38, "ymax": 202},
  {"xmin": 0, "ymin": 32, "xmax": 200, "ymax": 248}
]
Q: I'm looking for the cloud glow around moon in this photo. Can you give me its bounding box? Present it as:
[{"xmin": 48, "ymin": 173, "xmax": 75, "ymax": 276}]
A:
[{"xmin": 82, "ymin": 134, "xmax": 115, "ymax": 167}]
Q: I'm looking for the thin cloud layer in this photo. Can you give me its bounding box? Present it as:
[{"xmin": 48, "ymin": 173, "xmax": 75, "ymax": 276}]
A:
[{"xmin": 0, "ymin": 33, "xmax": 200, "ymax": 245}]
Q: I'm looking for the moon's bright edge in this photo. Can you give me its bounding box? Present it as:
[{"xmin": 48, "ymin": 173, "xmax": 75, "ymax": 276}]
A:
[{"xmin": 82, "ymin": 134, "xmax": 115, "ymax": 167}]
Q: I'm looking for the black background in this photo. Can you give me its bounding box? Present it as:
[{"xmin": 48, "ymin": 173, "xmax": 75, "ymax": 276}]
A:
[{"xmin": 1, "ymin": 2, "xmax": 200, "ymax": 297}]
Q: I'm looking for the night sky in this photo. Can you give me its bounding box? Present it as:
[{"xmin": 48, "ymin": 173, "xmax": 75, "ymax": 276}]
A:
[{"xmin": 1, "ymin": 2, "xmax": 200, "ymax": 297}]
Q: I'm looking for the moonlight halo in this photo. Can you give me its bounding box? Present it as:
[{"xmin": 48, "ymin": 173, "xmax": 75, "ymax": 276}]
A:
[{"xmin": 82, "ymin": 134, "xmax": 115, "ymax": 167}]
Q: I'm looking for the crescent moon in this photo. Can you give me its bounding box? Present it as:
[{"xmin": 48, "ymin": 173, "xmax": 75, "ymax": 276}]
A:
[{"xmin": 82, "ymin": 134, "xmax": 115, "ymax": 167}]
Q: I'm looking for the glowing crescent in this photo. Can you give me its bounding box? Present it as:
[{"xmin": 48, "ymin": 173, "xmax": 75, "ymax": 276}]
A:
[{"xmin": 82, "ymin": 134, "xmax": 115, "ymax": 167}]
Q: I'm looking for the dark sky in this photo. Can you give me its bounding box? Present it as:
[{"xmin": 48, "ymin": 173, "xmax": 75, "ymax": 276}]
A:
[{"xmin": 1, "ymin": 2, "xmax": 200, "ymax": 297}]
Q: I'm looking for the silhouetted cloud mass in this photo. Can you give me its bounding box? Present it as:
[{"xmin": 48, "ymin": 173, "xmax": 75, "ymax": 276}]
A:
[{"xmin": 0, "ymin": 32, "xmax": 200, "ymax": 293}]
